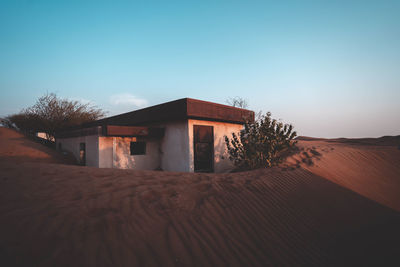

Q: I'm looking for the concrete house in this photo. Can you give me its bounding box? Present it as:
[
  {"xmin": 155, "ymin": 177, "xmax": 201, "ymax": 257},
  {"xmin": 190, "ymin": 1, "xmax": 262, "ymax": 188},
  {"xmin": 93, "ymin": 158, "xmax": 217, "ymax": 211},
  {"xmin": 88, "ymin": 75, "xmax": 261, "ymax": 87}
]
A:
[{"xmin": 56, "ymin": 98, "xmax": 254, "ymax": 173}]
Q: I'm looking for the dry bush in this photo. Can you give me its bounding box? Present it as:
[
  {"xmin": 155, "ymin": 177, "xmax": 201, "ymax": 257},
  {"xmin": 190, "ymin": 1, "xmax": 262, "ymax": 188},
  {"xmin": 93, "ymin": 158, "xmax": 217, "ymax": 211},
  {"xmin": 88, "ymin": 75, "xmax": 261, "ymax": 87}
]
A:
[
  {"xmin": 4, "ymin": 93, "xmax": 105, "ymax": 139},
  {"xmin": 225, "ymin": 112, "xmax": 297, "ymax": 170}
]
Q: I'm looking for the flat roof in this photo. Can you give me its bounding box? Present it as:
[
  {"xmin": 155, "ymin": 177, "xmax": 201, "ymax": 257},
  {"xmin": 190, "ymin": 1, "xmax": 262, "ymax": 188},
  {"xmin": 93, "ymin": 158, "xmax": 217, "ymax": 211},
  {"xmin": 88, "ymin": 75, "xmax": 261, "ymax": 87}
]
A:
[{"xmin": 84, "ymin": 98, "xmax": 254, "ymax": 127}]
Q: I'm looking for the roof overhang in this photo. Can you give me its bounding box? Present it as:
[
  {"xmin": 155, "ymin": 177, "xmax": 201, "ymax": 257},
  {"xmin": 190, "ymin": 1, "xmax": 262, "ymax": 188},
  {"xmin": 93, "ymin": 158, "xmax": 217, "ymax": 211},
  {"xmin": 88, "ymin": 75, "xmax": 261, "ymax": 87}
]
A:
[
  {"xmin": 56, "ymin": 98, "xmax": 255, "ymax": 137},
  {"xmin": 56, "ymin": 125, "xmax": 165, "ymax": 139},
  {"xmin": 103, "ymin": 125, "xmax": 165, "ymax": 138},
  {"xmin": 82, "ymin": 98, "xmax": 255, "ymax": 127}
]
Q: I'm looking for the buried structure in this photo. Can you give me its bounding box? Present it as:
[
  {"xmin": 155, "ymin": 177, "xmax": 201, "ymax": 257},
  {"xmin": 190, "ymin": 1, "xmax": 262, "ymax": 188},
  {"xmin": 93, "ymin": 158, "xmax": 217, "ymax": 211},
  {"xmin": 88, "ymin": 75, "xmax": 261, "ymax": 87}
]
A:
[{"xmin": 56, "ymin": 98, "xmax": 254, "ymax": 173}]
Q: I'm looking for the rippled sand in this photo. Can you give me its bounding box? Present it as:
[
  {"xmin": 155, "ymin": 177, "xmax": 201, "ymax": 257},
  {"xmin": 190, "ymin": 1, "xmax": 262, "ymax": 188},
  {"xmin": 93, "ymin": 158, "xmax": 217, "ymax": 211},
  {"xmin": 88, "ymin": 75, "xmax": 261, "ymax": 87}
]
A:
[{"xmin": 1, "ymin": 127, "xmax": 399, "ymax": 266}]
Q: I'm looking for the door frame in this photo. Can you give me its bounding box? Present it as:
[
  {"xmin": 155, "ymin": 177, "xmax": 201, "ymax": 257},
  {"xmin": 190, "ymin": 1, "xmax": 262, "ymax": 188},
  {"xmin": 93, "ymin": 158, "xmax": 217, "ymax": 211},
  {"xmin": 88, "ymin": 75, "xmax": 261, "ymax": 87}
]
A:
[{"xmin": 193, "ymin": 125, "xmax": 214, "ymax": 173}]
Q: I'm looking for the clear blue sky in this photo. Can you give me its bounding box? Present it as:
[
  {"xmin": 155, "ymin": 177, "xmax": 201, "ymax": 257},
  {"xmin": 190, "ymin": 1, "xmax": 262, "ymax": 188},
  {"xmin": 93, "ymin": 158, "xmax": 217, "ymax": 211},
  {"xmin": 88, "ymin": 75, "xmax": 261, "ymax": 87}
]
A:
[{"xmin": 1, "ymin": 0, "xmax": 399, "ymax": 138}]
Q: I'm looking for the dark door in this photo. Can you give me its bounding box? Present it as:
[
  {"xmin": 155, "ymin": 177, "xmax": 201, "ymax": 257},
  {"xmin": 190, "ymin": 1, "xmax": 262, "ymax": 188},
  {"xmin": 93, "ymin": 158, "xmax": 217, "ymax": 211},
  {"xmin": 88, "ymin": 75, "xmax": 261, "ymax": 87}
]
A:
[
  {"xmin": 79, "ymin": 143, "xmax": 86, "ymax": 166},
  {"xmin": 194, "ymin": 125, "xmax": 214, "ymax": 172}
]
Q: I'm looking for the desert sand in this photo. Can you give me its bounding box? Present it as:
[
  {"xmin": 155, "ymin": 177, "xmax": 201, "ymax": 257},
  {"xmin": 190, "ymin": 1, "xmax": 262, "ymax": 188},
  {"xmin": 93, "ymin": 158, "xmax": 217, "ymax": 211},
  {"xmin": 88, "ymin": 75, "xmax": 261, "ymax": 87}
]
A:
[{"xmin": 0, "ymin": 127, "xmax": 399, "ymax": 266}]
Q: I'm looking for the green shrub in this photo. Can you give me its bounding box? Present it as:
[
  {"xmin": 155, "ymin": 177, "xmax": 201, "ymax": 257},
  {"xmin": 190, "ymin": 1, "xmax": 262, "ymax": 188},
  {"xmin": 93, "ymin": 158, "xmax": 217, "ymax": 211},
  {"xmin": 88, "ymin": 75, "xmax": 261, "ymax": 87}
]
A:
[{"xmin": 225, "ymin": 112, "xmax": 297, "ymax": 170}]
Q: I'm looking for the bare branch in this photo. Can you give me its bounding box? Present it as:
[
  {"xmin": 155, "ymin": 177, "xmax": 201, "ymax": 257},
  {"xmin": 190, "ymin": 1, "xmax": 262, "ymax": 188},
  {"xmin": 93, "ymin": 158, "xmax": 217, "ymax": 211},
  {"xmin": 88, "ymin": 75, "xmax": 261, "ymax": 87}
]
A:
[
  {"xmin": 226, "ymin": 97, "xmax": 249, "ymax": 109},
  {"xmin": 4, "ymin": 93, "xmax": 107, "ymax": 139}
]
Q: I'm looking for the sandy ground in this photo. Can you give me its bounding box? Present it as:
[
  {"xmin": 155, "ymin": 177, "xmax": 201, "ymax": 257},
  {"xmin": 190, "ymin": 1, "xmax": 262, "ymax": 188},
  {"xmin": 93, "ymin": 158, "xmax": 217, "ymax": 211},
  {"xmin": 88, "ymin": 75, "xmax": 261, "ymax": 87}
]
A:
[
  {"xmin": 0, "ymin": 127, "xmax": 399, "ymax": 266},
  {"xmin": 285, "ymin": 136, "xmax": 400, "ymax": 212}
]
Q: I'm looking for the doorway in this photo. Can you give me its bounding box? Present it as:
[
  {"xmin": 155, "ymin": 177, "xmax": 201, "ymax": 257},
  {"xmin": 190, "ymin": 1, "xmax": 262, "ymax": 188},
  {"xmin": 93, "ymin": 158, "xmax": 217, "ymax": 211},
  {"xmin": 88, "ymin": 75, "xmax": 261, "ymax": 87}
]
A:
[
  {"xmin": 193, "ymin": 125, "xmax": 214, "ymax": 172},
  {"xmin": 79, "ymin": 143, "xmax": 86, "ymax": 166}
]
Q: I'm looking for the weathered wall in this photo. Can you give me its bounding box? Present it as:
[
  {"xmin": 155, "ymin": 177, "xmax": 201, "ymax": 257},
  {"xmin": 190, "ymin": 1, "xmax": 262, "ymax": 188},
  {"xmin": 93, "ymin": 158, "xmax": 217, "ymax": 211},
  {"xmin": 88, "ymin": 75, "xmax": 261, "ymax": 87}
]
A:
[
  {"xmin": 188, "ymin": 119, "xmax": 243, "ymax": 173},
  {"xmin": 56, "ymin": 119, "xmax": 242, "ymax": 172},
  {"xmin": 114, "ymin": 137, "xmax": 161, "ymax": 170},
  {"xmin": 56, "ymin": 135, "xmax": 99, "ymax": 167},
  {"xmin": 98, "ymin": 137, "xmax": 161, "ymax": 170},
  {"xmin": 98, "ymin": 137, "xmax": 113, "ymax": 168},
  {"xmin": 159, "ymin": 121, "xmax": 190, "ymax": 172}
]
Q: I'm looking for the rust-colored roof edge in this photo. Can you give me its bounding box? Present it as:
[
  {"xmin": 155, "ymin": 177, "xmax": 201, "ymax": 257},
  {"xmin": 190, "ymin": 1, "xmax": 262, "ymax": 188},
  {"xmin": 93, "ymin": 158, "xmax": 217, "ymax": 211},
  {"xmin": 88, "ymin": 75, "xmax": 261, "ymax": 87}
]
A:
[
  {"xmin": 187, "ymin": 116, "xmax": 249, "ymax": 125},
  {"xmin": 185, "ymin": 97, "xmax": 254, "ymax": 113}
]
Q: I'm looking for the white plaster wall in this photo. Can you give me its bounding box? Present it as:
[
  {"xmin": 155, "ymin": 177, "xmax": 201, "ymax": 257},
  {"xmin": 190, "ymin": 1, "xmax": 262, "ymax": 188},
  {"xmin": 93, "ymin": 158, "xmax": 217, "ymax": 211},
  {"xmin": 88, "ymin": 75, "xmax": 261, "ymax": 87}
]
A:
[
  {"xmin": 56, "ymin": 135, "xmax": 99, "ymax": 167},
  {"xmin": 98, "ymin": 137, "xmax": 113, "ymax": 168},
  {"xmin": 113, "ymin": 137, "xmax": 161, "ymax": 170},
  {"xmin": 56, "ymin": 120, "xmax": 242, "ymax": 172},
  {"xmin": 159, "ymin": 121, "xmax": 190, "ymax": 172},
  {"xmin": 188, "ymin": 119, "xmax": 243, "ymax": 173}
]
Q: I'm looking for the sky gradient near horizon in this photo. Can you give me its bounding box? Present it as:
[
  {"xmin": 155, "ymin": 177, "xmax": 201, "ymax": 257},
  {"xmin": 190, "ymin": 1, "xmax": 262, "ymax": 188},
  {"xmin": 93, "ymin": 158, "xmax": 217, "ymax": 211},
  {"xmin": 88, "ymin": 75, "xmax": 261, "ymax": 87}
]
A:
[{"xmin": 1, "ymin": 0, "xmax": 399, "ymax": 138}]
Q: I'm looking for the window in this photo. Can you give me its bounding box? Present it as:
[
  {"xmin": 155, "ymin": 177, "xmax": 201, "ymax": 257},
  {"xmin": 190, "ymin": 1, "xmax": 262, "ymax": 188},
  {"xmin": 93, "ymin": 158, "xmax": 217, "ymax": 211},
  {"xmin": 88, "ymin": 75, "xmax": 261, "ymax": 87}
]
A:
[{"xmin": 130, "ymin": 141, "xmax": 146, "ymax": 155}]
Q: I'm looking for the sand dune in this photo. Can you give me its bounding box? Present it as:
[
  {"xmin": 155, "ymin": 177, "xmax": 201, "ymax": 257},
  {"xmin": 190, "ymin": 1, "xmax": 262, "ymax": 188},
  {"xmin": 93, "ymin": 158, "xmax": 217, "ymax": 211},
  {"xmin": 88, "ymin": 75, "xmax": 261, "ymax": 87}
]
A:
[
  {"xmin": 285, "ymin": 137, "xmax": 400, "ymax": 211},
  {"xmin": 0, "ymin": 127, "xmax": 399, "ymax": 266},
  {"xmin": 0, "ymin": 128, "xmax": 75, "ymax": 164}
]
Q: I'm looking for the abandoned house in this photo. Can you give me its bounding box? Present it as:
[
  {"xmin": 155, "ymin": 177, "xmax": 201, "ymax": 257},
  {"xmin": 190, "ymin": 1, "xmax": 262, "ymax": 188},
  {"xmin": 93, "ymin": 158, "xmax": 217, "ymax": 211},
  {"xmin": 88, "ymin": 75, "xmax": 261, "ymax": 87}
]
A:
[{"xmin": 55, "ymin": 98, "xmax": 254, "ymax": 173}]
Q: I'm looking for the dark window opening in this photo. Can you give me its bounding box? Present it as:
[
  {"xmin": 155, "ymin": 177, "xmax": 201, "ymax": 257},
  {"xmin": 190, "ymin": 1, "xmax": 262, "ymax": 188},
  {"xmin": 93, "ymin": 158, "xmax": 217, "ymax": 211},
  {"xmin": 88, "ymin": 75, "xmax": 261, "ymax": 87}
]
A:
[{"xmin": 130, "ymin": 141, "xmax": 146, "ymax": 155}]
